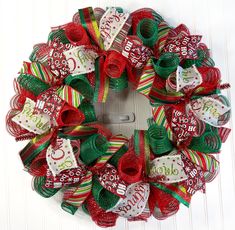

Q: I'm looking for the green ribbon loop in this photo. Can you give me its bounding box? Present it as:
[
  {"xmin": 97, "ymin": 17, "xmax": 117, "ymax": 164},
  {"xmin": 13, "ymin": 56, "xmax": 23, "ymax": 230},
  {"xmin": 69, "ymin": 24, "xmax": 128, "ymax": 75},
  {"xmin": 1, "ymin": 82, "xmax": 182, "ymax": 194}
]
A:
[
  {"xmin": 61, "ymin": 202, "xmax": 78, "ymax": 215},
  {"xmin": 79, "ymin": 100, "xmax": 97, "ymax": 123},
  {"xmin": 92, "ymin": 178, "xmax": 120, "ymax": 210},
  {"xmin": 182, "ymin": 49, "xmax": 215, "ymax": 68},
  {"xmin": 109, "ymin": 70, "xmax": 128, "ymax": 92},
  {"xmin": 108, "ymin": 144, "xmax": 128, "ymax": 167},
  {"xmin": 153, "ymin": 52, "xmax": 180, "ymax": 79},
  {"xmin": 80, "ymin": 134, "xmax": 109, "ymax": 165},
  {"xmin": 147, "ymin": 124, "xmax": 173, "ymax": 155},
  {"xmin": 48, "ymin": 29, "xmax": 70, "ymax": 44},
  {"xmin": 137, "ymin": 18, "xmax": 158, "ymax": 47},
  {"xmin": 33, "ymin": 176, "xmax": 60, "ymax": 198},
  {"xmin": 17, "ymin": 74, "xmax": 50, "ymax": 96},
  {"xmin": 189, "ymin": 131, "xmax": 222, "ymax": 153},
  {"xmin": 64, "ymin": 74, "xmax": 94, "ymax": 100}
]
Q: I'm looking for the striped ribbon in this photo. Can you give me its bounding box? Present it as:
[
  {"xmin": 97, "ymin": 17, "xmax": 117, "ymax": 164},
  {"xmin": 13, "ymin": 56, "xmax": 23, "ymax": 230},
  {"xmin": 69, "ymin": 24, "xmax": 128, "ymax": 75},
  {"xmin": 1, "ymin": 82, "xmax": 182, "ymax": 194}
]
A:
[
  {"xmin": 93, "ymin": 57, "xmax": 109, "ymax": 103},
  {"xmin": 29, "ymin": 43, "xmax": 50, "ymax": 65},
  {"xmin": 48, "ymin": 29, "xmax": 70, "ymax": 44},
  {"xmin": 181, "ymin": 149, "xmax": 219, "ymax": 173},
  {"xmin": 133, "ymin": 130, "xmax": 151, "ymax": 175},
  {"xmin": 151, "ymin": 182, "xmax": 191, "ymax": 207},
  {"xmin": 20, "ymin": 126, "xmax": 97, "ymax": 169},
  {"xmin": 92, "ymin": 135, "xmax": 129, "ymax": 170},
  {"xmin": 21, "ymin": 61, "xmax": 54, "ymax": 85},
  {"xmin": 78, "ymin": 7, "xmax": 104, "ymax": 49},
  {"xmin": 63, "ymin": 171, "xmax": 92, "ymax": 207},
  {"xmin": 58, "ymin": 125, "xmax": 98, "ymax": 140},
  {"xmin": 57, "ymin": 85, "xmax": 84, "ymax": 108},
  {"xmin": 149, "ymin": 81, "xmax": 183, "ymax": 104},
  {"xmin": 136, "ymin": 59, "xmax": 156, "ymax": 98},
  {"xmin": 19, "ymin": 132, "xmax": 52, "ymax": 169},
  {"xmin": 154, "ymin": 21, "xmax": 171, "ymax": 57},
  {"xmin": 33, "ymin": 176, "xmax": 60, "ymax": 198},
  {"xmin": 217, "ymin": 127, "xmax": 231, "ymax": 143},
  {"xmin": 111, "ymin": 17, "xmax": 132, "ymax": 52},
  {"xmin": 152, "ymin": 106, "xmax": 173, "ymax": 140}
]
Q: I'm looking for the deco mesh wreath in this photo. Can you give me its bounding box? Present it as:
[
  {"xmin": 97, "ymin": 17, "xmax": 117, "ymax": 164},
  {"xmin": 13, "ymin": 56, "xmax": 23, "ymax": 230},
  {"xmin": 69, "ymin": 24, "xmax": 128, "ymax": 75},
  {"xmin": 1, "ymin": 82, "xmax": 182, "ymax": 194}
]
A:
[{"xmin": 6, "ymin": 6, "xmax": 231, "ymax": 227}]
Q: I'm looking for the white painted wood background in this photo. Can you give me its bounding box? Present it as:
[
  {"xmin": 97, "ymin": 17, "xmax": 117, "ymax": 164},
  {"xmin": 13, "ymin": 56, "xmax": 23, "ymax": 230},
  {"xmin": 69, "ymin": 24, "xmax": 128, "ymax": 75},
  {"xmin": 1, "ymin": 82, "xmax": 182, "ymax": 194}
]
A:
[{"xmin": 0, "ymin": 0, "xmax": 235, "ymax": 229}]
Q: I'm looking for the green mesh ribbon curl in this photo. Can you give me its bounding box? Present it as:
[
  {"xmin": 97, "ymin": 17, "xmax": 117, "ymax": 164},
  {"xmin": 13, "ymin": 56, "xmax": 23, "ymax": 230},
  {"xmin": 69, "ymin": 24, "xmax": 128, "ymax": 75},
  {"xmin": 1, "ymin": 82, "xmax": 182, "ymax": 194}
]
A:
[
  {"xmin": 182, "ymin": 49, "xmax": 215, "ymax": 68},
  {"xmin": 189, "ymin": 130, "xmax": 222, "ymax": 153},
  {"xmin": 80, "ymin": 134, "xmax": 109, "ymax": 165},
  {"xmin": 109, "ymin": 70, "xmax": 128, "ymax": 91},
  {"xmin": 153, "ymin": 52, "xmax": 180, "ymax": 79},
  {"xmin": 61, "ymin": 202, "xmax": 78, "ymax": 215},
  {"xmin": 33, "ymin": 176, "xmax": 60, "ymax": 198},
  {"xmin": 108, "ymin": 144, "xmax": 128, "ymax": 167},
  {"xmin": 64, "ymin": 74, "xmax": 94, "ymax": 100},
  {"xmin": 17, "ymin": 74, "xmax": 50, "ymax": 96},
  {"xmin": 48, "ymin": 29, "xmax": 70, "ymax": 44},
  {"xmin": 137, "ymin": 18, "xmax": 158, "ymax": 47},
  {"xmin": 147, "ymin": 124, "xmax": 173, "ymax": 155},
  {"xmin": 79, "ymin": 100, "xmax": 97, "ymax": 123},
  {"xmin": 92, "ymin": 178, "xmax": 120, "ymax": 210}
]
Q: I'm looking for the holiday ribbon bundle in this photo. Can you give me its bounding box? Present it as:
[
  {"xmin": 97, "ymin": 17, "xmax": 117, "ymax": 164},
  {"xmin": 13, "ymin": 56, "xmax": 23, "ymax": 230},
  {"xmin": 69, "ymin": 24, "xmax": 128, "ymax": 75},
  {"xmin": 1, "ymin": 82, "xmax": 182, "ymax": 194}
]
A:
[{"xmin": 6, "ymin": 7, "xmax": 231, "ymax": 227}]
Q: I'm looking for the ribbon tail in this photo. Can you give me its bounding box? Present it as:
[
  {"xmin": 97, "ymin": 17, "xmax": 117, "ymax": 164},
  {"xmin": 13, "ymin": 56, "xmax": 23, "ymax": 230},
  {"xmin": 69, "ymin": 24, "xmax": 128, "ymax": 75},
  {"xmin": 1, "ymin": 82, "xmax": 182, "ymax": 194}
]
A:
[{"xmin": 63, "ymin": 171, "xmax": 92, "ymax": 208}]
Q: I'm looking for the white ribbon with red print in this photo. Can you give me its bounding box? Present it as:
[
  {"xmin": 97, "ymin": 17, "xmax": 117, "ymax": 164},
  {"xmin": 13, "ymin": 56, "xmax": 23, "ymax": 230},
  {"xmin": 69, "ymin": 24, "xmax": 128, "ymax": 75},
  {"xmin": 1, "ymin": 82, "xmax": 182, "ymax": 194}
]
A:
[
  {"xmin": 46, "ymin": 138, "xmax": 78, "ymax": 176},
  {"xmin": 149, "ymin": 155, "xmax": 187, "ymax": 183},
  {"xmin": 108, "ymin": 182, "xmax": 150, "ymax": 218},
  {"xmin": 12, "ymin": 98, "xmax": 51, "ymax": 134},
  {"xmin": 99, "ymin": 7, "xmax": 129, "ymax": 50},
  {"xmin": 176, "ymin": 65, "xmax": 202, "ymax": 92},
  {"xmin": 189, "ymin": 96, "xmax": 230, "ymax": 127},
  {"xmin": 64, "ymin": 46, "xmax": 98, "ymax": 75}
]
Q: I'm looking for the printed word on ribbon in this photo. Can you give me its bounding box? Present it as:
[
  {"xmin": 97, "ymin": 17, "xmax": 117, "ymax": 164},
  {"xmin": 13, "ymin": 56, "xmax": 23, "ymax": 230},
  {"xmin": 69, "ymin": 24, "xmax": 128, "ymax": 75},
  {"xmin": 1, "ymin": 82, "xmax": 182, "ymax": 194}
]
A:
[
  {"xmin": 176, "ymin": 65, "xmax": 202, "ymax": 92},
  {"xmin": 45, "ymin": 166, "xmax": 86, "ymax": 188},
  {"xmin": 189, "ymin": 96, "xmax": 230, "ymax": 127},
  {"xmin": 122, "ymin": 37, "xmax": 152, "ymax": 69},
  {"xmin": 48, "ymin": 38, "xmax": 73, "ymax": 79},
  {"xmin": 164, "ymin": 35, "xmax": 202, "ymax": 60},
  {"xmin": 34, "ymin": 88, "xmax": 65, "ymax": 123},
  {"xmin": 181, "ymin": 153, "xmax": 205, "ymax": 195},
  {"xmin": 109, "ymin": 182, "xmax": 150, "ymax": 218},
  {"xmin": 64, "ymin": 46, "xmax": 98, "ymax": 75},
  {"xmin": 98, "ymin": 163, "xmax": 127, "ymax": 198},
  {"xmin": 12, "ymin": 98, "xmax": 51, "ymax": 134},
  {"xmin": 99, "ymin": 7, "xmax": 129, "ymax": 50},
  {"xmin": 149, "ymin": 155, "xmax": 187, "ymax": 183},
  {"xmin": 171, "ymin": 109, "xmax": 198, "ymax": 143},
  {"xmin": 46, "ymin": 138, "xmax": 78, "ymax": 176}
]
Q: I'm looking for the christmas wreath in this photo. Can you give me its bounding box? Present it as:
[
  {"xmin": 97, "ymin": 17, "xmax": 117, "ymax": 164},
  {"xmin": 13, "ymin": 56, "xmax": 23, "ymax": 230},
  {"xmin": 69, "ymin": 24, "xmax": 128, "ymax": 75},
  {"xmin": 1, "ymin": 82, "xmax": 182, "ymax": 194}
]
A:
[{"xmin": 6, "ymin": 6, "xmax": 231, "ymax": 228}]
